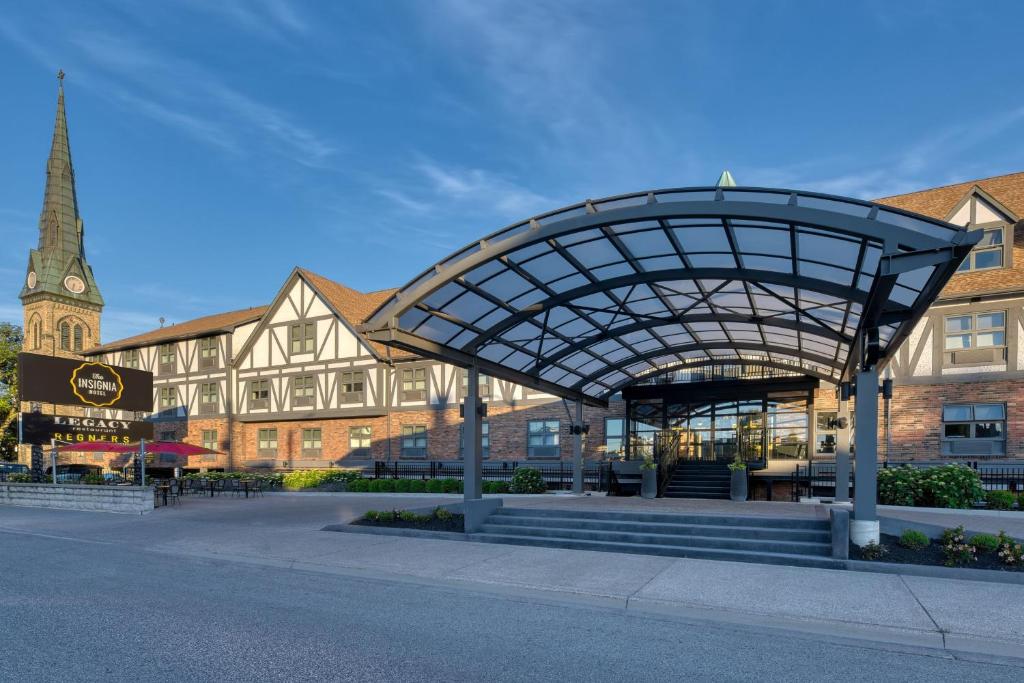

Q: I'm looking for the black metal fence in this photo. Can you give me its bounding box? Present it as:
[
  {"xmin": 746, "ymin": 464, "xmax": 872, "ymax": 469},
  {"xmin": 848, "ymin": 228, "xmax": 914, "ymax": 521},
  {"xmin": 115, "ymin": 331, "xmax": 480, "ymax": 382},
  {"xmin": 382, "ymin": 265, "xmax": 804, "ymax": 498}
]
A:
[
  {"xmin": 790, "ymin": 461, "xmax": 1024, "ymax": 501},
  {"xmin": 372, "ymin": 460, "xmax": 605, "ymax": 491}
]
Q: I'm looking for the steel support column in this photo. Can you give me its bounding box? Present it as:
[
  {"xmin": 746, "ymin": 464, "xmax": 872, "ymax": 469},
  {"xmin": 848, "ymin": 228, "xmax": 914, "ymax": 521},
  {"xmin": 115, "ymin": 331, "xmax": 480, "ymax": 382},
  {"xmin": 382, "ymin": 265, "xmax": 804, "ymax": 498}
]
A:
[
  {"xmin": 852, "ymin": 365, "xmax": 880, "ymax": 545},
  {"xmin": 572, "ymin": 400, "xmax": 584, "ymax": 494},
  {"xmin": 835, "ymin": 383, "xmax": 851, "ymax": 504},
  {"xmin": 463, "ymin": 364, "xmax": 483, "ymax": 501}
]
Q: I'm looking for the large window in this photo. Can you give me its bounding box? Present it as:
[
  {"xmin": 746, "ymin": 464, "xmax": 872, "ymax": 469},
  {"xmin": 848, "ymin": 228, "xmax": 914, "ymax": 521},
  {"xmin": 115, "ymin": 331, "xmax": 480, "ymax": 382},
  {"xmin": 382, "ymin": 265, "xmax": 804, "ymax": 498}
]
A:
[
  {"xmin": 290, "ymin": 323, "xmax": 315, "ymax": 354},
  {"xmin": 59, "ymin": 322, "xmax": 70, "ymax": 350},
  {"xmin": 301, "ymin": 428, "xmax": 322, "ymax": 456},
  {"xmin": 258, "ymin": 428, "xmax": 278, "ymax": 454},
  {"xmin": 158, "ymin": 386, "xmax": 176, "ymax": 411},
  {"xmin": 199, "ymin": 382, "xmax": 218, "ymax": 414},
  {"xmin": 73, "ymin": 325, "xmax": 83, "ymax": 352},
  {"xmin": 942, "ymin": 403, "xmax": 1006, "ymax": 456},
  {"xmin": 159, "ymin": 344, "xmax": 176, "ymax": 374},
  {"xmin": 349, "ymin": 426, "xmax": 372, "ymax": 457},
  {"xmin": 401, "ymin": 367, "xmax": 427, "ymax": 401},
  {"xmin": 198, "ymin": 337, "xmax": 218, "ymax": 368},
  {"xmin": 201, "ymin": 429, "xmax": 218, "ymax": 451},
  {"xmin": 249, "ymin": 379, "xmax": 270, "ymax": 409},
  {"xmin": 123, "ymin": 349, "xmax": 140, "ymax": 369},
  {"xmin": 401, "ymin": 425, "xmax": 427, "ymax": 458},
  {"xmin": 604, "ymin": 418, "xmax": 625, "ymax": 457},
  {"xmin": 957, "ymin": 227, "xmax": 1004, "ymax": 272},
  {"xmin": 528, "ymin": 420, "xmax": 560, "ymax": 458},
  {"xmin": 292, "ymin": 375, "xmax": 315, "ymax": 407},
  {"xmin": 944, "ymin": 311, "xmax": 1006, "ymax": 365},
  {"xmin": 815, "ymin": 411, "xmax": 837, "ymax": 454},
  {"xmin": 340, "ymin": 370, "xmax": 364, "ymax": 403},
  {"xmin": 459, "ymin": 421, "xmax": 490, "ymax": 459}
]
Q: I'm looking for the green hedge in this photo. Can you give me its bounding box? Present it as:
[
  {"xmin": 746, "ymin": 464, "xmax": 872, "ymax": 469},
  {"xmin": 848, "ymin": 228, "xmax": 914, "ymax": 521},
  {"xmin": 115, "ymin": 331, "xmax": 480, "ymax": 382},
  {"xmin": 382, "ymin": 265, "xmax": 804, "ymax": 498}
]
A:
[
  {"xmin": 877, "ymin": 464, "xmax": 983, "ymax": 509},
  {"xmin": 182, "ymin": 471, "xmax": 284, "ymax": 486},
  {"xmin": 281, "ymin": 469, "xmax": 362, "ymax": 490}
]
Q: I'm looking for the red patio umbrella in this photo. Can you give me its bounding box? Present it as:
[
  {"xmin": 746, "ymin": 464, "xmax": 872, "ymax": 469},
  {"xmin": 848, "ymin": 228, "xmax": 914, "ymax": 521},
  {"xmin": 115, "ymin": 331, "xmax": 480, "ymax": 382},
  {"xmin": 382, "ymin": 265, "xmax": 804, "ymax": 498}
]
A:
[
  {"xmin": 57, "ymin": 441, "xmax": 139, "ymax": 453},
  {"xmin": 130, "ymin": 441, "xmax": 222, "ymax": 456}
]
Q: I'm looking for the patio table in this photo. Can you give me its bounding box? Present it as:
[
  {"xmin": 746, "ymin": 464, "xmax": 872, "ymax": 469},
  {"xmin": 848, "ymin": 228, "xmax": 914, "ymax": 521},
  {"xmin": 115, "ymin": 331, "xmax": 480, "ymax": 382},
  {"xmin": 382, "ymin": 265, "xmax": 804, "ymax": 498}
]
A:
[{"xmin": 155, "ymin": 484, "xmax": 170, "ymax": 507}]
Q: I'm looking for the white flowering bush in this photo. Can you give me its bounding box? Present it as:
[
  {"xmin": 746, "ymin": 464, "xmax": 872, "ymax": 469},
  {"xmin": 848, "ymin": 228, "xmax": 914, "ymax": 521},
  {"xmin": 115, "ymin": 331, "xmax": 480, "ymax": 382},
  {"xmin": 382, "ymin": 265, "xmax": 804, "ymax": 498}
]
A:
[
  {"xmin": 940, "ymin": 525, "xmax": 976, "ymax": 567},
  {"xmin": 996, "ymin": 531, "xmax": 1024, "ymax": 566}
]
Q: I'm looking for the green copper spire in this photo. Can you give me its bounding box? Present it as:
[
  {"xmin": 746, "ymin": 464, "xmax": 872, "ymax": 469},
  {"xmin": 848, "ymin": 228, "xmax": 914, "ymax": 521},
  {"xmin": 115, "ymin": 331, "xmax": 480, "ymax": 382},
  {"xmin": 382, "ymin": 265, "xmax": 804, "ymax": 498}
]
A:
[
  {"xmin": 20, "ymin": 72, "xmax": 103, "ymax": 309},
  {"xmin": 716, "ymin": 170, "xmax": 737, "ymax": 187}
]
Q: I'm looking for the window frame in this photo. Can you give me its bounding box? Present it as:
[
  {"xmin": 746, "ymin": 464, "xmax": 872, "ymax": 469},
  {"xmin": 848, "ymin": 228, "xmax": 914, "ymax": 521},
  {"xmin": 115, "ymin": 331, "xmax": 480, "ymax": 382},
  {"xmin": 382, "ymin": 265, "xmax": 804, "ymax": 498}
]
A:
[
  {"xmin": 301, "ymin": 428, "xmax": 322, "ymax": 456},
  {"xmin": 201, "ymin": 429, "xmax": 218, "ymax": 452},
  {"xmin": 198, "ymin": 337, "xmax": 218, "ymax": 369},
  {"xmin": 348, "ymin": 426, "xmax": 372, "ymax": 458},
  {"xmin": 199, "ymin": 382, "xmax": 218, "ymax": 414},
  {"xmin": 527, "ymin": 419, "xmax": 561, "ymax": 459},
  {"xmin": 73, "ymin": 325, "xmax": 83, "ymax": 352},
  {"xmin": 943, "ymin": 309, "xmax": 1007, "ymax": 367},
  {"xmin": 604, "ymin": 417, "xmax": 625, "ymax": 457},
  {"xmin": 289, "ymin": 322, "xmax": 316, "ymax": 355},
  {"xmin": 401, "ymin": 367, "xmax": 428, "ymax": 402},
  {"xmin": 59, "ymin": 322, "xmax": 70, "ymax": 350},
  {"xmin": 123, "ymin": 348, "xmax": 140, "ymax": 369},
  {"xmin": 257, "ymin": 428, "xmax": 279, "ymax": 455},
  {"xmin": 158, "ymin": 343, "xmax": 176, "ymax": 374},
  {"xmin": 957, "ymin": 225, "xmax": 1006, "ymax": 273},
  {"xmin": 459, "ymin": 421, "xmax": 490, "ymax": 459},
  {"xmin": 400, "ymin": 424, "xmax": 428, "ymax": 458},
  {"xmin": 340, "ymin": 370, "xmax": 365, "ymax": 404},
  {"xmin": 158, "ymin": 386, "xmax": 177, "ymax": 413},
  {"xmin": 458, "ymin": 369, "xmax": 492, "ymax": 400},
  {"xmin": 941, "ymin": 403, "xmax": 1006, "ymax": 457},
  {"xmin": 249, "ymin": 379, "xmax": 270, "ymax": 410},
  {"xmin": 292, "ymin": 374, "xmax": 316, "ymax": 407},
  {"xmin": 814, "ymin": 410, "xmax": 838, "ymax": 454}
]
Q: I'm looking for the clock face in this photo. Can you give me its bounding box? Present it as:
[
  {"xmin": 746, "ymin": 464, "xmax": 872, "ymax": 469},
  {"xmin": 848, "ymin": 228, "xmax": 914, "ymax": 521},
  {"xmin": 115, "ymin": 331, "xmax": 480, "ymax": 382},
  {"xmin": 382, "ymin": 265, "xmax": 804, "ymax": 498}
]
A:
[
  {"xmin": 64, "ymin": 275, "xmax": 85, "ymax": 294},
  {"xmin": 26, "ymin": 271, "xmax": 37, "ymax": 289}
]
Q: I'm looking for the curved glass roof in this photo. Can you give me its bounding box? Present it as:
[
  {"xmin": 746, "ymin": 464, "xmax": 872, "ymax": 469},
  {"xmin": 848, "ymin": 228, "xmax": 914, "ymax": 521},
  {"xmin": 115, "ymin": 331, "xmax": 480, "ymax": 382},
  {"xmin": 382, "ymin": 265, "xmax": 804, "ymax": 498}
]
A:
[{"xmin": 364, "ymin": 186, "xmax": 978, "ymax": 405}]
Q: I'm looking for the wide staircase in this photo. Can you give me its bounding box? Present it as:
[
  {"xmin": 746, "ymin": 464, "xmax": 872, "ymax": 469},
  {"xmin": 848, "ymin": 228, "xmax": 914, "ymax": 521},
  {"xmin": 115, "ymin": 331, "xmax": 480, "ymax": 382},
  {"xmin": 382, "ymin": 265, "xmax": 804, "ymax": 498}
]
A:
[
  {"xmin": 663, "ymin": 460, "xmax": 731, "ymax": 499},
  {"xmin": 471, "ymin": 507, "xmax": 840, "ymax": 569}
]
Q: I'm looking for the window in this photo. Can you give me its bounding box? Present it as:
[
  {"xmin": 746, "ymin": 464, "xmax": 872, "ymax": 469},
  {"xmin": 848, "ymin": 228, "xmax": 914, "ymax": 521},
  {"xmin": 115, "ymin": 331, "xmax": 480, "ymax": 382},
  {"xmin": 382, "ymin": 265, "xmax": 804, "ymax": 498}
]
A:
[
  {"xmin": 201, "ymin": 429, "xmax": 217, "ymax": 451},
  {"xmin": 73, "ymin": 325, "xmax": 83, "ymax": 352},
  {"xmin": 604, "ymin": 418, "xmax": 625, "ymax": 457},
  {"xmin": 349, "ymin": 426, "xmax": 372, "ymax": 457},
  {"xmin": 59, "ymin": 322, "xmax": 70, "ymax": 350},
  {"xmin": 160, "ymin": 430, "xmax": 177, "ymax": 441},
  {"xmin": 290, "ymin": 323, "xmax": 315, "ymax": 354},
  {"xmin": 159, "ymin": 344, "xmax": 176, "ymax": 373},
  {"xmin": 459, "ymin": 421, "xmax": 490, "ymax": 458},
  {"xmin": 249, "ymin": 379, "xmax": 270, "ymax": 410},
  {"xmin": 301, "ymin": 428, "xmax": 322, "ymax": 455},
  {"xmin": 198, "ymin": 337, "xmax": 218, "ymax": 368},
  {"xmin": 958, "ymin": 227, "xmax": 1004, "ymax": 272},
  {"xmin": 123, "ymin": 349, "xmax": 140, "ymax": 369},
  {"xmin": 158, "ymin": 386, "xmax": 176, "ymax": 411},
  {"xmin": 258, "ymin": 428, "xmax": 278, "ymax": 454},
  {"xmin": 942, "ymin": 403, "xmax": 1006, "ymax": 456},
  {"xmin": 944, "ymin": 311, "xmax": 1006, "ymax": 365},
  {"xmin": 459, "ymin": 369, "xmax": 491, "ymax": 399},
  {"xmin": 199, "ymin": 382, "xmax": 218, "ymax": 414},
  {"xmin": 528, "ymin": 420, "xmax": 560, "ymax": 458},
  {"xmin": 401, "ymin": 425, "xmax": 427, "ymax": 458},
  {"xmin": 292, "ymin": 375, "xmax": 315, "ymax": 407},
  {"xmin": 815, "ymin": 411, "xmax": 837, "ymax": 454},
  {"xmin": 401, "ymin": 367, "xmax": 427, "ymax": 401},
  {"xmin": 340, "ymin": 370, "xmax": 364, "ymax": 403}
]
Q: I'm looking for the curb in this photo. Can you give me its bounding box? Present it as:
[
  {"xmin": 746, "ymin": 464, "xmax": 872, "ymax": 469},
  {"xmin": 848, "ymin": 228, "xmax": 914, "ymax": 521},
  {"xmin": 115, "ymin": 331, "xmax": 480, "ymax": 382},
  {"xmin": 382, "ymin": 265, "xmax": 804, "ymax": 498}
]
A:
[
  {"xmin": 846, "ymin": 558, "xmax": 1024, "ymax": 585},
  {"xmin": 880, "ymin": 504, "xmax": 1024, "ymax": 519}
]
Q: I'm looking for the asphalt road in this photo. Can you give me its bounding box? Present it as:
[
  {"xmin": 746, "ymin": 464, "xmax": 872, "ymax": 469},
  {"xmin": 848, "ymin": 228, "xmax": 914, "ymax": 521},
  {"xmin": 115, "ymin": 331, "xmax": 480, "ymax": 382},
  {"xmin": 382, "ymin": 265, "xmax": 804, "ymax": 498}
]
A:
[{"xmin": 1, "ymin": 530, "xmax": 1023, "ymax": 682}]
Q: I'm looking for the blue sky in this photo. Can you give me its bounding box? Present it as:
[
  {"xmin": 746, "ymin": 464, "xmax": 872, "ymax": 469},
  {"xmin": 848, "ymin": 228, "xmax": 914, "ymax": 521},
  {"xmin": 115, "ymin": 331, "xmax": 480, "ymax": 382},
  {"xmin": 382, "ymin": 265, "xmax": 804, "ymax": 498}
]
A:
[{"xmin": 2, "ymin": 0, "xmax": 1023, "ymax": 342}]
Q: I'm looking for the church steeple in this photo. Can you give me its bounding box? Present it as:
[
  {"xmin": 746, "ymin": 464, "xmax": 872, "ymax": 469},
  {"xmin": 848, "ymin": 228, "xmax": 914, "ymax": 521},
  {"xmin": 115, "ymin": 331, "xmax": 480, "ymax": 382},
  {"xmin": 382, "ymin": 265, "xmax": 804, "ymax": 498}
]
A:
[{"xmin": 20, "ymin": 71, "xmax": 103, "ymax": 310}]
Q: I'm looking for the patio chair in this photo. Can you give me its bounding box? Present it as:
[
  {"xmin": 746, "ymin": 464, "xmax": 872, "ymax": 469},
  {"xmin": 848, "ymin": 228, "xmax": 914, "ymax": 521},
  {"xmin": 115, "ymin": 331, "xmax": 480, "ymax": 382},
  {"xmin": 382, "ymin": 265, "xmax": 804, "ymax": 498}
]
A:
[
  {"xmin": 168, "ymin": 480, "xmax": 181, "ymax": 505},
  {"xmin": 229, "ymin": 479, "xmax": 242, "ymax": 497},
  {"xmin": 212, "ymin": 479, "xmax": 225, "ymax": 496},
  {"xmin": 250, "ymin": 479, "xmax": 263, "ymax": 497}
]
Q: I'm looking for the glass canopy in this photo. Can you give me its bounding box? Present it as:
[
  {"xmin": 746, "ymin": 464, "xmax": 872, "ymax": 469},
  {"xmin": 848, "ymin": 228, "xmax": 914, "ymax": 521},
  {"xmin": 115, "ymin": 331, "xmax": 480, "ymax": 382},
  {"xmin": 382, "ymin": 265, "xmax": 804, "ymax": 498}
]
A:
[{"xmin": 363, "ymin": 186, "xmax": 979, "ymax": 405}]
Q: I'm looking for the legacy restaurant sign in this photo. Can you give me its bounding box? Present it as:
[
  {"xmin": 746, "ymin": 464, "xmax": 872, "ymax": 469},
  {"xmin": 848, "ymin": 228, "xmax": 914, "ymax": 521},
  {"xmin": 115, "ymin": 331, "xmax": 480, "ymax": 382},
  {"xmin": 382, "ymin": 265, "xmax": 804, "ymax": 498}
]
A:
[
  {"xmin": 20, "ymin": 413, "xmax": 154, "ymax": 446},
  {"xmin": 18, "ymin": 352, "xmax": 153, "ymax": 411}
]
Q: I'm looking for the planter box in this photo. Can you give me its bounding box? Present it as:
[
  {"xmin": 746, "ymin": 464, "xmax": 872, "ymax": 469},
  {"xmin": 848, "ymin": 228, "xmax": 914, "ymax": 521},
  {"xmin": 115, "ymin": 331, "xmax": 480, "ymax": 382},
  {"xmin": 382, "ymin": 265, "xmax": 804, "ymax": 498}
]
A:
[{"xmin": 0, "ymin": 482, "xmax": 154, "ymax": 515}]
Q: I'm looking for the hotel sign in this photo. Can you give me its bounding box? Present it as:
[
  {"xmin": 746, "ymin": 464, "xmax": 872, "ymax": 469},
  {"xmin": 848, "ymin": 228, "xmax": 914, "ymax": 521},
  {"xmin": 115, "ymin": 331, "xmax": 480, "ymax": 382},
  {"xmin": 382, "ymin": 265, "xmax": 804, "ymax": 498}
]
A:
[
  {"xmin": 18, "ymin": 353, "xmax": 153, "ymax": 411},
  {"xmin": 20, "ymin": 413, "xmax": 154, "ymax": 446}
]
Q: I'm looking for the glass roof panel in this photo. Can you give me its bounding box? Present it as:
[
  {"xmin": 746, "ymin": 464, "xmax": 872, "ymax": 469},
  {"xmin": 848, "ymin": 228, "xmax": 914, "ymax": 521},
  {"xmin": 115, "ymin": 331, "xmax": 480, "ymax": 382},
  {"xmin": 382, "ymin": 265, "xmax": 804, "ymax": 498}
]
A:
[
  {"xmin": 734, "ymin": 226, "xmax": 791, "ymax": 256},
  {"xmin": 674, "ymin": 226, "xmax": 731, "ymax": 253},
  {"xmin": 568, "ymin": 239, "xmax": 625, "ymax": 269},
  {"xmin": 618, "ymin": 230, "xmax": 675, "ymax": 259},
  {"xmin": 480, "ymin": 269, "xmax": 534, "ymax": 300}
]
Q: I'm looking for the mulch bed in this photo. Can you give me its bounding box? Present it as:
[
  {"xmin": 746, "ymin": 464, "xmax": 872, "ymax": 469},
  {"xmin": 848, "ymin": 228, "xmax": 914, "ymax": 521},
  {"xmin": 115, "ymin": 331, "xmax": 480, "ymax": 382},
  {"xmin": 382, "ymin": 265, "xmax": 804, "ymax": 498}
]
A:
[
  {"xmin": 852, "ymin": 533, "xmax": 1023, "ymax": 572},
  {"xmin": 352, "ymin": 514, "xmax": 464, "ymax": 533}
]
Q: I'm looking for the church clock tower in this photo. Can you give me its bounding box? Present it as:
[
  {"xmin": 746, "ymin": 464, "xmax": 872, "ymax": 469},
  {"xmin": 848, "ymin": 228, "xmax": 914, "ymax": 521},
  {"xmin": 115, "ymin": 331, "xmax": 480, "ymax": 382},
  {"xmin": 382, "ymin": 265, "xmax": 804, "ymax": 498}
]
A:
[{"xmin": 20, "ymin": 72, "xmax": 103, "ymax": 358}]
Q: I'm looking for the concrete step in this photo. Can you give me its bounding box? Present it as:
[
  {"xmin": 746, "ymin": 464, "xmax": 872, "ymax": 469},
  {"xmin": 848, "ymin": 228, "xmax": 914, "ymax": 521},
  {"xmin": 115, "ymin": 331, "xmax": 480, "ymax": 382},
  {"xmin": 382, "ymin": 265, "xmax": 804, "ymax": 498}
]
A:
[
  {"xmin": 664, "ymin": 488, "xmax": 730, "ymax": 497},
  {"xmin": 488, "ymin": 514, "xmax": 831, "ymax": 542},
  {"xmin": 478, "ymin": 523, "xmax": 832, "ymax": 556},
  {"xmin": 492, "ymin": 507, "xmax": 828, "ymax": 530},
  {"xmin": 663, "ymin": 492, "xmax": 731, "ymax": 499},
  {"xmin": 468, "ymin": 532, "xmax": 844, "ymax": 569}
]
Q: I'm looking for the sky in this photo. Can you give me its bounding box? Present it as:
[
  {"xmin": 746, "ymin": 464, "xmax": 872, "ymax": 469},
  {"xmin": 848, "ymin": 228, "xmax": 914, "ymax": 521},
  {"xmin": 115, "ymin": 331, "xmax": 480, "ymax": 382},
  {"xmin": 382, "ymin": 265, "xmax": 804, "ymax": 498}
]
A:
[{"xmin": 2, "ymin": 0, "xmax": 1024, "ymax": 342}]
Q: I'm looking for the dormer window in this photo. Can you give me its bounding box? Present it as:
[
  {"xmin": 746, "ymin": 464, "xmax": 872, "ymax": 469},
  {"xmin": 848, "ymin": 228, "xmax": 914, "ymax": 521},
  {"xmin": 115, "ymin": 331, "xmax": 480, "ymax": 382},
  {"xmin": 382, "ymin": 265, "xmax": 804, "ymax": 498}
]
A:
[{"xmin": 958, "ymin": 227, "xmax": 1004, "ymax": 272}]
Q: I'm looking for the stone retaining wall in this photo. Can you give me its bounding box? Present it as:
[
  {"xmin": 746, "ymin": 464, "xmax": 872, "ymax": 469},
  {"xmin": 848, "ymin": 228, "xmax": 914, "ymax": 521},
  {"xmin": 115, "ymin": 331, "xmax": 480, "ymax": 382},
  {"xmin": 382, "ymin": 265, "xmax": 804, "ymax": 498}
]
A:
[{"xmin": 0, "ymin": 483, "xmax": 154, "ymax": 514}]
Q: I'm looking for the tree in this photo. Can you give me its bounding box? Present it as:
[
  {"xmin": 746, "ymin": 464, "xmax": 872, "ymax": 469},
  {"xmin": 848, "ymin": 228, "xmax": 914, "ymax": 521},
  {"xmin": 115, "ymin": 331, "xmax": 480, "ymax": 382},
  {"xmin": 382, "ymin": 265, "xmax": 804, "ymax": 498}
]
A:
[{"xmin": 0, "ymin": 323, "xmax": 23, "ymax": 461}]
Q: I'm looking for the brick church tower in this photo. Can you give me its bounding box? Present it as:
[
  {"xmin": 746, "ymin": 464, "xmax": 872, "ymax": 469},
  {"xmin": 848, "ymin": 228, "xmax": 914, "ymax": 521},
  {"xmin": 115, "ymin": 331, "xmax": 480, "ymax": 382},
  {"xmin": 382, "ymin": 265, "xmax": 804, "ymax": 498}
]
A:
[{"xmin": 19, "ymin": 72, "xmax": 103, "ymax": 359}]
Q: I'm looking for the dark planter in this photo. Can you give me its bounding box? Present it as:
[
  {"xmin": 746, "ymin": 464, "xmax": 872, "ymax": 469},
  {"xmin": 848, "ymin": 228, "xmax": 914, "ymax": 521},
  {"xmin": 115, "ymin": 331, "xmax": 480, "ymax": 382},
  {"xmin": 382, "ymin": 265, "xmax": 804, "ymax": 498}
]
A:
[
  {"xmin": 641, "ymin": 468, "xmax": 657, "ymax": 499},
  {"xmin": 730, "ymin": 468, "xmax": 748, "ymax": 502}
]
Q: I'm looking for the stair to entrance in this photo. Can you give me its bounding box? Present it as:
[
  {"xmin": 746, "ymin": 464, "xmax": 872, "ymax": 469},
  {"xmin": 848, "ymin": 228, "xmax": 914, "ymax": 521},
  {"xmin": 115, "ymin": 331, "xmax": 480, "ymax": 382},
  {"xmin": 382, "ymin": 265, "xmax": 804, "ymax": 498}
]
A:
[
  {"xmin": 663, "ymin": 461, "xmax": 731, "ymax": 499},
  {"xmin": 471, "ymin": 507, "xmax": 839, "ymax": 569}
]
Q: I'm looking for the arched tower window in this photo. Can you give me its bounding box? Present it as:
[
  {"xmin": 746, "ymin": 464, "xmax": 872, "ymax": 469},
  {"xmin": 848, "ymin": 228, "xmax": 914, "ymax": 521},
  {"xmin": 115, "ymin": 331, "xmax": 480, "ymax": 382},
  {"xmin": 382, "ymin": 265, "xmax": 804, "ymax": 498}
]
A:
[
  {"xmin": 73, "ymin": 325, "xmax": 83, "ymax": 351},
  {"xmin": 60, "ymin": 322, "xmax": 70, "ymax": 350}
]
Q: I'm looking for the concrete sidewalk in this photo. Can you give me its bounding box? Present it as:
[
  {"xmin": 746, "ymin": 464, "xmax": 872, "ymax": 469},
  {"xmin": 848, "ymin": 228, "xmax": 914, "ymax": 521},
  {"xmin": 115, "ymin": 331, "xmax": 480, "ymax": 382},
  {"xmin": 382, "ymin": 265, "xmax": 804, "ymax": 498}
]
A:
[{"xmin": 2, "ymin": 494, "xmax": 1023, "ymax": 660}]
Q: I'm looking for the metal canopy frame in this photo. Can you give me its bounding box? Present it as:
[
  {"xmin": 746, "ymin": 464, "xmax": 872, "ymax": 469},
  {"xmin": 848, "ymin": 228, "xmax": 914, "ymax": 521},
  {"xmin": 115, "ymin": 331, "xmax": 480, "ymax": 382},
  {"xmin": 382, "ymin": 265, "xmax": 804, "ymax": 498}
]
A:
[{"xmin": 363, "ymin": 186, "xmax": 979, "ymax": 407}]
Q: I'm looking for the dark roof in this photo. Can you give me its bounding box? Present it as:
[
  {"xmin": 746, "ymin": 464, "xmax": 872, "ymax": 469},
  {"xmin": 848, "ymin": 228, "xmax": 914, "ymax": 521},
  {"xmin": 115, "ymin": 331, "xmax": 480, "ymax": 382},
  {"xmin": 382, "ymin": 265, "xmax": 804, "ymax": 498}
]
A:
[
  {"xmin": 86, "ymin": 307, "xmax": 268, "ymax": 355},
  {"xmin": 875, "ymin": 171, "xmax": 1024, "ymax": 221}
]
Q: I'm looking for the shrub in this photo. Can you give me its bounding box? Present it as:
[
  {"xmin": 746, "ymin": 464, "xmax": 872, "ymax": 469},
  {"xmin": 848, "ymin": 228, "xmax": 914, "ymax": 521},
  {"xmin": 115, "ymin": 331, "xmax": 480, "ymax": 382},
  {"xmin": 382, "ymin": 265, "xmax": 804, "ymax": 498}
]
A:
[
  {"xmin": 441, "ymin": 478, "xmax": 462, "ymax": 494},
  {"xmin": 860, "ymin": 541, "xmax": 887, "ymax": 561},
  {"xmin": 348, "ymin": 478, "xmax": 370, "ymax": 492},
  {"xmin": 941, "ymin": 525, "xmax": 976, "ymax": 566},
  {"xmin": 510, "ymin": 467, "xmax": 546, "ymax": 494},
  {"xmin": 483, "ymin": 480, "xmax": 510, "ymax": 494},
  {"xmin": 898, "ymin": 529, "xmax": 929, "ymax": 550},
  {"xmin": 6, "ymin": 473, "xmax": 32, "ymax": 483},
  {"xmin": 377, "ymin": 511, "xmax": 395, "ymax": 523},
  {"xmin": 378, "ymin": 479, "xmax": 397, "ymax": 493},
  {"xmin": 434, "ymin": 506, "xmax": 453, "ymax": 521},
  {"xmin": 969, "ymin": 533, "xmax": 1000, "ymax": 553},
  {"xmin": 985, "ymin": 490, "xmax": 1016, "ymax": 511},
  {"xmin": 425, "ymin": 479, "xmax": 445, "ymax": 494},
  {"xmin": 996, "ymin": 531, "xmax": 1024, "ymax": 566},
  {"xmin": 920, "ymin": 465, "xmax": 984, "ymax": 509},
  {"xmin": 394, "ymin": 479, "xmax": 412, "ymax": 493},
  {"xmin": 364, "ymin": 510, "xmax": 380, "ymax": 521},
  {"xmin": 878, "ymin": 466, "xmax": 923, "ymax": 507},
  {"xmin": 409, "ymin": 480, "xmax": 426, "ymax": 493},
  {"xmin": 282, "ymin": 469, "xmax": 362, "ymax": 490},
  {"xmin": 368, "ymin": 479, "xmax": 384, "ymax": 493},
  {"xmin": 399, "ymin": 510, "xmax": 418, "ymax": 522}
]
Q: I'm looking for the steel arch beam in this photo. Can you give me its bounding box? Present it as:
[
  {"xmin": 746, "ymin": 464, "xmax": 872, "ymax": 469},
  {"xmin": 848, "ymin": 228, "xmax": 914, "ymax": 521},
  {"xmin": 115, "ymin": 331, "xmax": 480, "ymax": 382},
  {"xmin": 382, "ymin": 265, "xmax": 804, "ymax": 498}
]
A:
[{"xmin": 604, "ymin": 359, "xmax": 836, "ymax": 395}]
